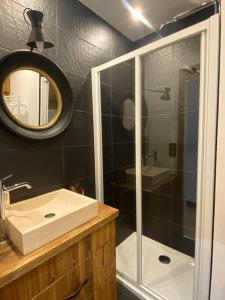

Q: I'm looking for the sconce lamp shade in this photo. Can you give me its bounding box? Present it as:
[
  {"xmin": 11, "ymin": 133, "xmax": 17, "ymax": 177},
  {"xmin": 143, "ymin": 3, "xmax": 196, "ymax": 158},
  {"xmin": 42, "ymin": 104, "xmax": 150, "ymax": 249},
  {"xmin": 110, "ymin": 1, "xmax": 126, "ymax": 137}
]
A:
[{"xmin": 26, "ymin": 9, "xmax": 54, "ymax": 52}]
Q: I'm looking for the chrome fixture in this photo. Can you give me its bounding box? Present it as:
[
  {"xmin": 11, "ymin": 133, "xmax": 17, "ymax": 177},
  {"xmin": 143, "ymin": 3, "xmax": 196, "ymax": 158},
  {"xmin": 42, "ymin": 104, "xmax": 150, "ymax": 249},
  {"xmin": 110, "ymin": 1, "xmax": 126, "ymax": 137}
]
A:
[
  {"xmin": 0, "ymin": 175, "xmax": 32, "ymax": 242},
  {"xmin": 182, "ymin": 64, "xmax": 200, "ymax": 74},
  {"xmin": 146, "ymin": 87, "xmax": 171, "ymax": 100},
  {"xmin": 160, "ymin": 1, "xmax": 218, "ymax": 36},
  {"xmin": 23, "ymin": 8, "xmax": 54, "ymax": 52}
]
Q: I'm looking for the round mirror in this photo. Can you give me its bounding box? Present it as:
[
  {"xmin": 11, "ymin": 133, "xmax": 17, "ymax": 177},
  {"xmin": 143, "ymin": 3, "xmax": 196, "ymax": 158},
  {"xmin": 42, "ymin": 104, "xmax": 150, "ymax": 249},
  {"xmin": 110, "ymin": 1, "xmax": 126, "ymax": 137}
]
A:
[
  {"xmin": 0, "ymin": 51, "xmax": 73, "ymax": 140},
  {"xmin": 2, "ymin": 68, "xmax": 62, "ymax": 130}
]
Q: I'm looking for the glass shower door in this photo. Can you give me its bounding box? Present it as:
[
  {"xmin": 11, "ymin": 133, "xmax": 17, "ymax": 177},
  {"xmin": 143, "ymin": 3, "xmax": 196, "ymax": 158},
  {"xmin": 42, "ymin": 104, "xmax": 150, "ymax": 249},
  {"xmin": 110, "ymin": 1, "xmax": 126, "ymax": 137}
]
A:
[
  {"xmin": 100, "ymin": 59, "xmax": 137, "ymax": 283},
  {"xmin": 140, "ymin": 36, "xmax": 201, "ymax": 300},
  {"xmin": 92, "ymin": 14, "xmax": 219, "ymax": 300}
]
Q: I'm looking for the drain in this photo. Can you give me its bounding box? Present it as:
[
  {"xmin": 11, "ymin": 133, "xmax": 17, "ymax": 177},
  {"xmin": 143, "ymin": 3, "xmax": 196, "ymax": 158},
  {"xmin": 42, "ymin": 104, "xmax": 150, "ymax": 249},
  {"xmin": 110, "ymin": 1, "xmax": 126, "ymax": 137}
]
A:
[
  {"xmin": 44, "ymin": 213, "xmax": 56, "ymax": 218},
  {"xmin": 159, "ymin": 255, "xmax": 171, "ymax": 264}
]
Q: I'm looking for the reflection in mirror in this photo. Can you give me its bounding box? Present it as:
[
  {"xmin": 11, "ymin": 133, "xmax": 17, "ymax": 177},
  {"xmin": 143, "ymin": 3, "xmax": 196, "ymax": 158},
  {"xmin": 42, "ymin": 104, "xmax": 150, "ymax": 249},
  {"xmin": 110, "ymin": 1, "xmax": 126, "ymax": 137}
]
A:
[
  {"xmin": 122, "ymin": 98, "xmax": 135, "ymax": 130},
  {"xmin": 2, "ymin": 69, "xmax": 62, "ymax": 129}
]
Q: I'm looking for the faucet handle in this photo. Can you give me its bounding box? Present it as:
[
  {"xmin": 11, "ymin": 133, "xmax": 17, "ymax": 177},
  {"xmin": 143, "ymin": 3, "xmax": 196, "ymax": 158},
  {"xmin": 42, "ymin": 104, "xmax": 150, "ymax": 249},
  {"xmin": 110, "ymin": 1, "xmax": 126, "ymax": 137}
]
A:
[{"xmin": 0, "ymin": 174, "xmax": 13, "ymax": 183}]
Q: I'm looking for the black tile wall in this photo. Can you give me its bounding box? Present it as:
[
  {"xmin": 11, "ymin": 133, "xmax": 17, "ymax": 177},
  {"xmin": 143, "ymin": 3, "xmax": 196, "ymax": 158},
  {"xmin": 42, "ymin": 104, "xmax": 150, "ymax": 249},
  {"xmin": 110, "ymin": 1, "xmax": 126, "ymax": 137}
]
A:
[
  {"xmin": 0, "ymin": 0, "xmax": 133, "ymax": 201},
  {"xmin": 101, "ymin": 58, "xmax": 136, "ymax": 246}
]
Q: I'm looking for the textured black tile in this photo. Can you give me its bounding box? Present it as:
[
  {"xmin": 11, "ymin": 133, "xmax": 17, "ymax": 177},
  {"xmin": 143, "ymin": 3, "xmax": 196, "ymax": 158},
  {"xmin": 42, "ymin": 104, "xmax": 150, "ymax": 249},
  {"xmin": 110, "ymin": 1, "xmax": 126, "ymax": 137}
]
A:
[
  {"xmin": 101, "ymin": 83, "xmax": 112, "ymax": 115},
  {"xmin": 58, "ymin": 27, "xmax": 112, "ymax": 77},
  {"xmin": 0, "ymin": 1, "xmax": 12, "ymax": 49},
  {"xmin": 0, "ymin": 47, "xmax": 10, "ymax": 58},
  {"xmin": 57, "ymin": 0, "xmax": 111, "ymax": 54},
  {"xmin": 0, "ymin": 0, "xmax": 29, "ymax": 50},
  {"xmin": 64, "ymin": 145, "xmax": 95, "ymax": 182},
  {"xmin": 0, "ymin": 148, "xmax": 64, "ymax": 201},
  {"xmin": 100, "ymin": 68, "xmax": 112, "ymax": 86},
  {"xmin": 57, "ymin": 0, "xmax": 132, "ymax": 57},
  {"xmin": 112, "ymin": 62, "xmax": 134, "ymax": 91},
  {"xmin": 0, "ymin": 123, "xmax": 63, "ymax": 150},
  {"xmin": 134, "ymin": 31, "xmax": 161, "ymax": 49},
  {"xmin": 111, "ymin": 32, "xmax": 132, "ymax": 57},
  {"xmin": 64, "ymin": 71, "xmax": 93, "ymax": 112},
  {"xmin": 118, "ymin": 283, "xmax": 140, "ymax": 300},
  {"xmin": 102, "ymin": 115, "xmax": 112, "ymax": 145},
  {"xmin": 113, "ymin": 143, "xmax": 135, "ymax": 169},
  {"xmin": 63, "ymin": 111, "xmax": 93, "ymax": 146},
  {"xmin": 76, "ymin": 75, "xmax": 93, "ymax": 112},
  {"xmin": 12, "ymin": 0, "xmax": 57, "ymax": 24}
]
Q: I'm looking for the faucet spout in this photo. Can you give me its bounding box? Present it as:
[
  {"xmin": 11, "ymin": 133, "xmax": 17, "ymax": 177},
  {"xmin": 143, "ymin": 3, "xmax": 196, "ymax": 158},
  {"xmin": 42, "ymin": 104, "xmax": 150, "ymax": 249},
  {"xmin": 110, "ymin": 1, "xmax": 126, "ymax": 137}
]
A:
[
  {"xmin": 0, "ymin": 176, "xmax": 32, "ymax": 243},
  {"xmin": 3, "ymin": 182, "xmax": 32, "ymax": 192}
]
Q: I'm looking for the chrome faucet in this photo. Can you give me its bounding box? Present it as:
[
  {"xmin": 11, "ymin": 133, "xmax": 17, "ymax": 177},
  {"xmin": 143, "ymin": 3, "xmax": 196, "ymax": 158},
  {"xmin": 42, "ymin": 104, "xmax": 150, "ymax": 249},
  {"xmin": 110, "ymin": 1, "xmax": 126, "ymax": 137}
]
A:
[{"xmin": 0, "ymin": 175, "xmax": 32, "ymax": 242}]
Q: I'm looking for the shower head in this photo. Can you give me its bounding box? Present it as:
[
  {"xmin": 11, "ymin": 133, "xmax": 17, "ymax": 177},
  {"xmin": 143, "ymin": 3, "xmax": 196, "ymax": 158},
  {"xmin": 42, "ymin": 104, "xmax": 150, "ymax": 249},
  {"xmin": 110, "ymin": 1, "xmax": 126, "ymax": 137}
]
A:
[
  {"xmin": 146, "ymin": 87, "xmax": 171, "ymax": 101},
  {"xmin": 160, "ymin": 87, "xmax": 171, "ymax": 100},
  {"xmin": 182, "ymin": 64, "xmax": 200, "ymax": 74},
  {"xmin": 159, "ymin": 1, "xmax": 217, "ymax": 37}
]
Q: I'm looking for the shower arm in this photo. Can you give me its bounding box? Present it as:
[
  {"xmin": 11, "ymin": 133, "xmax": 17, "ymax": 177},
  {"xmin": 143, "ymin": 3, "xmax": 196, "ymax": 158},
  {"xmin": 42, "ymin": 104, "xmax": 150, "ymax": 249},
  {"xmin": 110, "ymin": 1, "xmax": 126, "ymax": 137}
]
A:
[{"xmin": 145, "ymin": 88, "xmax": 165, "ymax": 94}]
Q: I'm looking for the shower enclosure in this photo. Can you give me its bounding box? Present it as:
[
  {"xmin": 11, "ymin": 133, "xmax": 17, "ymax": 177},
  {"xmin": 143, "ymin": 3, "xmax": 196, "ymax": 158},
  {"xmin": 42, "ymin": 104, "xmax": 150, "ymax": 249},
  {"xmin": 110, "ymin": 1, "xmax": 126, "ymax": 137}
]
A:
[{"xmin": 92, "ymin": 15, "xmax": 219, "ymax": 300}]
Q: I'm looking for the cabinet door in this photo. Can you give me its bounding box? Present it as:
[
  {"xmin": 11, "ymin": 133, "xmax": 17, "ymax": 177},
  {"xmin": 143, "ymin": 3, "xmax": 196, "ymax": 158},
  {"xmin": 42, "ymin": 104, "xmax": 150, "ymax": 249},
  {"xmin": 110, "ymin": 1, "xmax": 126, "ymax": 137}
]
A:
[
  {"xmin": 33, "ymin": 258, "xmax": 93, "ymax": 300},
  {"xmin": 0, "ymin": 237, "xmax": 91, "ymax": 300}
]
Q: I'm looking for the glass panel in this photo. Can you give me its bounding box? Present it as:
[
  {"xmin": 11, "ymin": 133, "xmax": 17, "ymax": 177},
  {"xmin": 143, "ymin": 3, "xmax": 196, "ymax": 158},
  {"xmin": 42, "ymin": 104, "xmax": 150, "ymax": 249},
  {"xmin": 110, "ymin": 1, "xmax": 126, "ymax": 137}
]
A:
[
  {"xmin": 141, "ymin": 35, "xmax": 201, "ymax": 300},
  {"xmin": 100, "ymin": 59, "xmax": 137, "ymax": 281}
]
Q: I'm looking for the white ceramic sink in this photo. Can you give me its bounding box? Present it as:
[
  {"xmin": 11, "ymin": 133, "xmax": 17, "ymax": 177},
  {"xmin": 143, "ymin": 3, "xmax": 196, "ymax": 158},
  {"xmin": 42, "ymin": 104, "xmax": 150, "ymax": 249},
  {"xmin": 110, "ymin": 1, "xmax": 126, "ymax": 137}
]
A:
[
  {"xmin": 5, "ymin": 188, "xmax": 98, "ymax": 255},
  {"xmin": 126, "ymin": 166, "xmax": 170, "ymax": 190}
]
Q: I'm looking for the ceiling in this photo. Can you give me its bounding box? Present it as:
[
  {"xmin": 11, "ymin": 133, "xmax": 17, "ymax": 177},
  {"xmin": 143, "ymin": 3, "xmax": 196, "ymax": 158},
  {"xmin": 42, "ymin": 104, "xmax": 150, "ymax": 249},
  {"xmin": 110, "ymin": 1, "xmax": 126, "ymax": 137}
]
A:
[{"xmin": 79, "ymin": 0, "xmax": 210, "ymax": 41}]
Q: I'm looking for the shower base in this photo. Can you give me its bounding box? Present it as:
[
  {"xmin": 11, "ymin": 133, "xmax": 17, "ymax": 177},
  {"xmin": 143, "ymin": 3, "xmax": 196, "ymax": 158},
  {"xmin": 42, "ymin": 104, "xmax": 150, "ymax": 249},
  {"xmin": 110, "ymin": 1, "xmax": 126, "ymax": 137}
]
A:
[{"xmin": 116, "ymin": 232, "xmax": 194, "ymax": 300}]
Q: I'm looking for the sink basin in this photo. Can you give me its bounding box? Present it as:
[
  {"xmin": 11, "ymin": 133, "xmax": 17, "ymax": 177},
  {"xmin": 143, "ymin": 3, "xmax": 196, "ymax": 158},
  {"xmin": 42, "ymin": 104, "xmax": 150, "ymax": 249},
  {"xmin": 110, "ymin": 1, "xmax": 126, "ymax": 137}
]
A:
[
  {"xmin": 126, "ymin": 166, "xmax": 170, "ymax": 190},
  {"xmin": 5, "ymin": 188, "xmax": 98, "ymax": 255}
]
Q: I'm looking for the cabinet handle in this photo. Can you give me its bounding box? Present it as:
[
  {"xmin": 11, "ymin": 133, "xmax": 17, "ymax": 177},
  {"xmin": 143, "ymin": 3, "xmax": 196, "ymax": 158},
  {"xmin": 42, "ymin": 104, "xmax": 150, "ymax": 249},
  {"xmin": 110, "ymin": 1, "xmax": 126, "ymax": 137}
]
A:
[{"xmin": 64, "ymin": 279, "xmax": 88, "ymax": 300}]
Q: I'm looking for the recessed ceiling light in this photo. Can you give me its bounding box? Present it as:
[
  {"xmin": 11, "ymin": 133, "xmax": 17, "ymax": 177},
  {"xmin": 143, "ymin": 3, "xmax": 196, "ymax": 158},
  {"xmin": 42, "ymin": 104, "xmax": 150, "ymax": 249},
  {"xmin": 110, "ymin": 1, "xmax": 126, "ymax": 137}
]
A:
[{"xmin": 123, "ymin": 0, "xmax": 153, "ymax": 29}]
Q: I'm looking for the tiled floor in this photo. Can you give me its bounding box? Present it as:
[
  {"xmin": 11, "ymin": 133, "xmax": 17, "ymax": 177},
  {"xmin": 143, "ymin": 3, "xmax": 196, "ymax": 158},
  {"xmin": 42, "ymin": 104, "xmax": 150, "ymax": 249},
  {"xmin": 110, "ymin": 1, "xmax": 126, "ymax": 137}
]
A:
[
  {"xmin": 118, "ymin": 283, "xmax": 140, "ymax": 300},
  {"xmin": 117, "ymin": 232, "xmax": 195, "ymax": 300}
]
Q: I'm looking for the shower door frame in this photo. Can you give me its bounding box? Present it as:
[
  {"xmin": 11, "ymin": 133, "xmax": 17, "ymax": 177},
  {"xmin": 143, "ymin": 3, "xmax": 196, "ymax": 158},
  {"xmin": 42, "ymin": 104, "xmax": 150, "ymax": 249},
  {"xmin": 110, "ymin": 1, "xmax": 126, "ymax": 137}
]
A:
[{"xmin": 92, "ymin": 14, "xmax": 219, "ymax": 300}]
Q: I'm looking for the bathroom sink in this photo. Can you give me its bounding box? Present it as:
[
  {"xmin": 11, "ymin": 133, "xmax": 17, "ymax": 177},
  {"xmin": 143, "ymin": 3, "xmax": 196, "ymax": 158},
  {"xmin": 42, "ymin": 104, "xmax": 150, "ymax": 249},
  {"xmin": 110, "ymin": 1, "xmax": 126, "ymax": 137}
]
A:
[
  {"xmin": 126, "ymin": 166, "xmax": 170, "ymax": 190},
  {"xmin": 5, "ymin": 188, "xmax": 98, "ymax": 255}
]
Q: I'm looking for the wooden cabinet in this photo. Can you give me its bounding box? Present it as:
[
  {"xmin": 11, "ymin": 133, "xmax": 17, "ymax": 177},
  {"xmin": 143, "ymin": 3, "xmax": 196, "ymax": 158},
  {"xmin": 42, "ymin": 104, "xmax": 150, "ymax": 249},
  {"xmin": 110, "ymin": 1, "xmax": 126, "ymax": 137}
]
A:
[{"xmin": 0, "ymin": 205, "xmax": 118, "ymax": 300}]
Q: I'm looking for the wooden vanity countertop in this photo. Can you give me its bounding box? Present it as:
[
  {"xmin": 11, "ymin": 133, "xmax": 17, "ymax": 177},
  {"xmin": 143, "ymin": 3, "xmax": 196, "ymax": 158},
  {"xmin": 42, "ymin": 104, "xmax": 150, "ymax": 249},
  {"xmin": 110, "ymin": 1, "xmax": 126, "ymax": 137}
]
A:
[{"xmin": 0, "ymin": 203, "xmax": 119, "ymax": 289}]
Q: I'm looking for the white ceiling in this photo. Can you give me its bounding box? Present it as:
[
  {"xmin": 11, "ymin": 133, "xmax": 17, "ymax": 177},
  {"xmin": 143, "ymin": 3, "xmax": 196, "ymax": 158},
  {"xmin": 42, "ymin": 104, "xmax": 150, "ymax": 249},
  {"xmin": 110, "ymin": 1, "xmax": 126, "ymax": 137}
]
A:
[{"xmin": 79, "ymin": 0, "xmax": 210, "ymax": 41}]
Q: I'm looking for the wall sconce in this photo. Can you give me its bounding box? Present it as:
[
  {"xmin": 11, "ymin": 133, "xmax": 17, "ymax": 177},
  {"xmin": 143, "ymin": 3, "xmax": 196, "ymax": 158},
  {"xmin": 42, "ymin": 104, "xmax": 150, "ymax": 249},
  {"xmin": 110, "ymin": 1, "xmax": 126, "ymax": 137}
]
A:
[{"xmin": 23, "ymin": 8, "xmax": 54, "ymax": 52}]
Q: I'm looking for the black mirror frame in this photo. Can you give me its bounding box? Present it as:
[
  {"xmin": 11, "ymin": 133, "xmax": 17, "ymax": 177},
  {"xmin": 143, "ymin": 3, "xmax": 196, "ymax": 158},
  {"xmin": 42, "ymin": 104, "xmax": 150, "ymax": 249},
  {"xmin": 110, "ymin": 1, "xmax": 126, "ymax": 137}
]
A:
[{"xmin": 0, "ymin": 50, "xmax": 73, "ymax": 140}]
